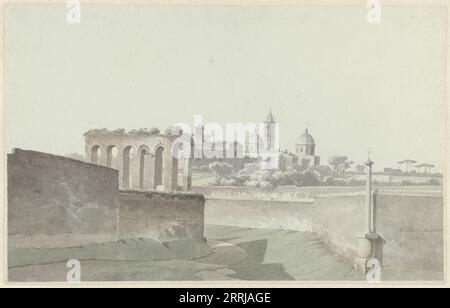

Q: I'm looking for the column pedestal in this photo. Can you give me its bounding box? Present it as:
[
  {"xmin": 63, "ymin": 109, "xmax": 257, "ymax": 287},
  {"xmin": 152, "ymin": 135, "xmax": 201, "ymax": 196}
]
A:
[{"xmin": 355, "ymin": 233, "xmax": 385, "ymax": 274}]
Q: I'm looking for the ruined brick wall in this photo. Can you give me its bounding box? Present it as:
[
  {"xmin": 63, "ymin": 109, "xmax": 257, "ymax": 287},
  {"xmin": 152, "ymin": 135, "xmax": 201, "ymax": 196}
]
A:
[{"xmin": 8, "ymin": 149, "xmax": 120, "ymax": 248}]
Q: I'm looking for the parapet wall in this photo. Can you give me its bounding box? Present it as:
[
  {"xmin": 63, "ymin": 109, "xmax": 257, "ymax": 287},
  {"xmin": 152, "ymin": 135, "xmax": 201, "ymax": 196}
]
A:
[
  {"xmin": 8, "ymin": 149, "xmax": 205, "ymax": 248},
  {"xmin": 205, "ymin": 198, "xmax": 314, "ymax": 232},
  {"xmin": 193, "ymin": 186, "xmax": 317, "ymax": 201},
  {"xmin": 312, "ymin": 193, "xmax": 366, "ymax": 261},
  {"xmin": 201, "ymin": 186, "xmax": 443, "ymax": 274},
  {"xmin": 118, "ymin": 191, "xmax": 205, "ymax": 241},
  {"xmin": 196, "ymin": 186, "xmax": 314, "ymax": 231},
  {"xmin": 313, "ymin": 190, "xmax": 444, "ymax": 273},
  {"xmin": 375, "ymin": 192, "xmax": 443, "ymax": 272}
]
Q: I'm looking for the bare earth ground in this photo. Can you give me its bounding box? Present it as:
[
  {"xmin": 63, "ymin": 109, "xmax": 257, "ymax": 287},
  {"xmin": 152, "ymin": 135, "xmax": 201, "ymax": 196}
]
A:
[
  {"xmin": 9, "ymin": 225, "xmax": 363, "ymax": 282},
  {"xmin": 8, "ymin": 225, "xmax": 441, "ymax": 282}
]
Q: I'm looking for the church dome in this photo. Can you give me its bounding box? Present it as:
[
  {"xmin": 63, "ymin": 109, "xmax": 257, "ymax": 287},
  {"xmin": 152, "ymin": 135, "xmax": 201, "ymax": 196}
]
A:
[{"xmin": 296, "ymin": 129, "xmax": 315, "ymax": 146}]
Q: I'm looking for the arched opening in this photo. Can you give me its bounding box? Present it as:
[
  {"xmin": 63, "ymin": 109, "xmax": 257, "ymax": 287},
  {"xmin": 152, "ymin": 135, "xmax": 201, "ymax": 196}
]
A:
[
  {"xmin": 107, "ymin": 145, "xmax": 118, "ymax": 168},
  {"xmin": 91, "ymin": 145, "xmax": 101, "ymax": 164},
  {"xmin": 154, "ymin": 146, "xmax": 165, "ymax": 190},
  {"xmin": 122, "ymin": 146, "xmax": 134, "ymax": 189},
  {"xmin": 138, "ymin": 146, "xmax": 150, "ymax": 190}
]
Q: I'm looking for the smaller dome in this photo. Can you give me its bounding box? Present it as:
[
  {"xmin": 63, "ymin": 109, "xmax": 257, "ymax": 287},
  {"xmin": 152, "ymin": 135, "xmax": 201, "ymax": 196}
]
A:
[{"xmin": 296, "ymin": 129, "xmax": 315, "ymax": 146}]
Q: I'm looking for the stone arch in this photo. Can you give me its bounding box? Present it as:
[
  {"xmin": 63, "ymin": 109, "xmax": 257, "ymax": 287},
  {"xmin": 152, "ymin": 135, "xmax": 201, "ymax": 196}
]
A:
[
  {"xmin": 91, "ymin": 145, "xmax": 101, "ymax": 164},
  {"xmin": 106, "ymin": 145, "xmax": 118, "ymax": 168},
  {"xmin": 154, "ymin": 146, "xmax": 165, "ymax": 190},
  {"xmin": 122, "ymin": 146, "xmax": 134, "ymax": 189},
  {"xmin": 138, "ymin": 145, "xmax": 151, "ymax": 190}
]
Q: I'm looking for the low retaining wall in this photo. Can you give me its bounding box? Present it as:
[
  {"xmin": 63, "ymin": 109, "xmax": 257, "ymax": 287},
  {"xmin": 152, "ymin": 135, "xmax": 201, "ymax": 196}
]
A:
[{"xmin": 118, "ymin": 191, "xmax": 205, "ymax": 241}]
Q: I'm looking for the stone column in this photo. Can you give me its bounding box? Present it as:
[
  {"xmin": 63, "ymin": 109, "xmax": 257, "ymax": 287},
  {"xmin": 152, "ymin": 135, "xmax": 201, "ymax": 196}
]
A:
[
  {"xmin": 172, "ymin": 158, "xmax": 179, "ymax": 190},
  {"xmin": 142, "ymin": 153, "xmax": 153, "ymax": 190},
  {"xmin": 163, "ymin": 151, "xmax": 173, "ymax": 191},
  {"xmin": 99, "ymin": 145, "xmax": 109, "ymax": 167},
  {"xmin": 130, "ymin": 148, "xmax": 140, "ymax": 191},
  {"xmin": 183, "ymin": 158, "xmax": 192, "ymax": 191},
  {"xmin": 116, "ymin": 147, "xmax": 124, "ymax": 189},
  {"xmin": 355, "ymin": 157, "xmax": 384, "ymax": 275},
  {"xmin": 365, "ymin": 158, "xmax": 374, "ymax": 234}
]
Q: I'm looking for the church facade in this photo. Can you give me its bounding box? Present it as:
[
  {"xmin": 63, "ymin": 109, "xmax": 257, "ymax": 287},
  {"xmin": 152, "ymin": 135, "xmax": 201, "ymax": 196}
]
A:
[{"xmin": 191, "ymin": 109, "xmax": 319, "ymax": 169}]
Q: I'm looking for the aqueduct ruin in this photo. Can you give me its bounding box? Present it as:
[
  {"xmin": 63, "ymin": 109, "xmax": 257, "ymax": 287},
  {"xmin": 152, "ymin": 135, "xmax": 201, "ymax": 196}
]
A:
[{"xmin": 84, "ymin": 129, "xmax": 192, "ymax": 192}]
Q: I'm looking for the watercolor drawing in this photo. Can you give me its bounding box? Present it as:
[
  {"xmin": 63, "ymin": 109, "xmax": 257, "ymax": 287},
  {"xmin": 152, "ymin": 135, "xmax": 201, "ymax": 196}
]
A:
[{"xmin": 3, "ymin": 2, "xmax": 446, "ymax": 283}]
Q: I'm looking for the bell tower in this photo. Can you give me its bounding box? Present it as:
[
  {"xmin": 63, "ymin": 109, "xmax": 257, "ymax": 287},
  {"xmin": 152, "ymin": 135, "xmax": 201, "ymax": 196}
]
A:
[{"xmin": 264, "ymin": 109, "xmax": 276, "ymax": 152}]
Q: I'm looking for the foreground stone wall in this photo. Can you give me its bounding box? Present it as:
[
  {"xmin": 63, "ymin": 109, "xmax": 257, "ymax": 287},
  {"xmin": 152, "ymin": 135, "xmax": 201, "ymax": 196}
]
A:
[
  {"xmin": 375, "ymin": 192, "xmax": 443, "ymax": 272},
  {"xmin": 8, "ymin": 149, "xmax": 120, "ymax": 248},
  {"xmin": 8, "ymin": 149, "xmax": 205, "ymax": 248},
  {"xmin": 312, "ymin": 193, "xmax": 366, "ymax": 261},
  {"xmin": 118, "ymin": 191, "xmax": 205, "ymax": 241}
]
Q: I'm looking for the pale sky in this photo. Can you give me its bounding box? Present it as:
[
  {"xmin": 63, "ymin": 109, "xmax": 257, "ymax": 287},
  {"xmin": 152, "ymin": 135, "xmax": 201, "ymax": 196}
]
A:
[{"xmin": 4, "ymin": 5, "xmax": 447, "ymax": 171}]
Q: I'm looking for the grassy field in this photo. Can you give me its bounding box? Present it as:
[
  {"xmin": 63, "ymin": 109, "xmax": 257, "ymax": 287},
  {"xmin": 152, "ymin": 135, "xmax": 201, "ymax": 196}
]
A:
[{"xmin": 192, "ymin": 171, "xmax": 215, "ymax": 186}]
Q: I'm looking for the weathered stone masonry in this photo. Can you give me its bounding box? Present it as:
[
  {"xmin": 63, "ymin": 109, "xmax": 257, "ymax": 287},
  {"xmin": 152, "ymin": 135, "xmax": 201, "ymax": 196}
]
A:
[{"xmin": 85, "ymin": 129, "xmax": 192, "ymax": 192}]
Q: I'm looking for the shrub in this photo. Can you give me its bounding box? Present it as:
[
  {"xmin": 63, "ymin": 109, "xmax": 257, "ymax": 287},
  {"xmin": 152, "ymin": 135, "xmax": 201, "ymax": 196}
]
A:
[
  {"xmin": 209, "ymin": 162, "xmax": 235, "ymax": 179},
  {"xmin": 259, "ymin": 181, "xmax": 275, "ymax": 190},
  {"xmin": 300, "ymin": 170, "xmax": 321, "ymax": 186},
  {"xmin": 129, "ymin": 128, "xmax": 150, "ymax": 135},
  {"xmin": 113, "ymin": 128, "xmax": 126, "ymax": 134},
  {"xmin": 220, "ymin": 178, "xmax": 238, "ymax": 186},
  {"xmin": 244, "ymin": 180, "xmax": 259, "ymax": 188},
  {"xmin": 149, "ymin": 127, "xmax": 160, "ymax": 135}
]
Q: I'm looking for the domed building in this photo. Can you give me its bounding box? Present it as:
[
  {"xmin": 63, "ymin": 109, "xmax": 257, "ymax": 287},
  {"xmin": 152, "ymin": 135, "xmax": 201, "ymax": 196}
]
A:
[{"xmin": 295, "ymin": 128, "xmax": 320, "ymax": 168}]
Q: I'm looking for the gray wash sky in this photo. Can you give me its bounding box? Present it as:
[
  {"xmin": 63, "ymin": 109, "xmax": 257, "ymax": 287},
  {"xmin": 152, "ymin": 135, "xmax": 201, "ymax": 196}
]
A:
[{"xmin": 4, "ymin": 5, "xmax": 446, "ymax": 171}]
